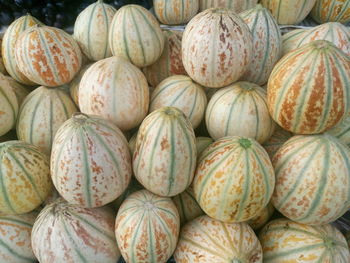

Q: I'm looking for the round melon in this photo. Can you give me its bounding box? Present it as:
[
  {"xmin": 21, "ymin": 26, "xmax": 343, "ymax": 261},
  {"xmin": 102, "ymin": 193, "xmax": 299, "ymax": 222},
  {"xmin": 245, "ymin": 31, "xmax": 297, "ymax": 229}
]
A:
[
  {"xmin": 272, "ymin": 134, "xmax": 350, "ymax": 225},
  {"xmin": 51, "ymin": 113, "xmax": 132, "ymax": 208},
  {"xmin": 74, "ymin": 0, "xmax": 116, "ymax": 61},
  {"xmin": 311, "ymin": 0, "xmax": 350, "ymax": 24},
  {"xmin": 115, "ymin": 189, "xmax": 180, "ymax": 263},
  {"xmin": 194, "ymin": 136, "xmax": 275, "ymax": 223},
  {"xmin": 150, "ymin": 75, "xmax": 207, "ymax": 129},
  {"xmin": 1, "ymin": 14, "xmax": 43, "ymax": 85},
  {"xmin": 196, "ymin": 136, "xmax": 213, "ymax": 156},
  {"xmin": 15, "ymin": 25, "xmax": 82, "ymax": 87},
  {"xmin": 260, "ymin": 218, "xmax": 350, "ymax": 262},
  {"xmin": 267, "ymin": 40, "xmax": 350, "ymax": 134},
  {"xmin": 133, "ymin": 106, "xmax": 197, "ymax": 197},
  {"xmin": 262, "ymin": 125, "xmax": 293, "ymax": 160},
  {"xmin": 174, "ymin": 215, "xmax": 262, "ymax": 263},
  {"xmin": 109, "ymin": 4, "xmax": 165, "ymax": 67},
  {"xmin": 0, "ymin": 140, "xmax": 52, "ymax": 214},
  {"xmin": 69, "ymin": 63, "xmax": 92, "ymax": 107},
  {"xmin": 206, "ymin": 81, "xmax": 276, "ymax": 143},
  {"xmin": 142, "ymin": 30, "xmax": 186, "ymax": 88},
  {"xmin": 282, "ymin": 28, "xmax": 307, "ymax": 55},
  {"xmin": 199, "ymin": 0, "xmax": 258, "ymax": 12},
  {"xmin": 79, "ymin": 56, "xmax": 149, "ymax": 131},
  {"xmin": 182, "ymin": 8, "xmax": 253, "ymax": 88},
  {"xmin": 5, "ymin": 76, "xmax": 30, "ymax": 107},
  {"xmin": 17, "ymin": 86, "xmax": 78, "ymax": 154},
  {"xmin": 247, "ymin": 202, "xmax": 274, "ymax": 230},
  {"xmin": 31, "ymin": 198, "xmax": 120, "ymax": 263}
]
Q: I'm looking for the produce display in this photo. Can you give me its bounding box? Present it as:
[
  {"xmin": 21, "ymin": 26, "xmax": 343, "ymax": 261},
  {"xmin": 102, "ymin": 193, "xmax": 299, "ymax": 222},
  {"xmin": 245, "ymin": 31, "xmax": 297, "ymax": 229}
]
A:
[{"xmin": 0, "ymin": 0, "xmax": 350, "ymax": 262}]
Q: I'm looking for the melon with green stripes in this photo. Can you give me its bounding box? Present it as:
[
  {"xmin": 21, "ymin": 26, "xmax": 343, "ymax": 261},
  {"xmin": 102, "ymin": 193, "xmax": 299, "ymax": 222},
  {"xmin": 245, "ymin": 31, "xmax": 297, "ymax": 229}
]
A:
[
  {"xmin": 262, "ymin": 125, "xmax": 293, "ymax": 160},
  {"xmin": 31, "ymin": 198, "xmax": 120, "ymax": 263},
  {"xmin": 74, "ymin": 0, "xmax": 116, "ymax": 61},
  {"xmin": 259, "ymin": 218, "xmax": 350, "ymax": 262},
  {"xmin": 115, "ymin": 189, "xmax": 180, "ymax": 263},
  {"xmin": 51, "ymin": 113, "xmax": 132, "ymax": 208},
  {"xmin": 15, "ymin": 25, "xmax": 82, "ymax": 87},
  {"xmin": 153, "ymin": 0, "xmax": 199, "ymax": 25},
  {"xmin": 79, "ymin": 56, "xmax": 149, "ymax": 131},
  {"xmin": 281, "ymin": 28, "xmax": 307, "ymax": 55},
  {"xmin": 282, "ymin": 22, "xmax": 350, "ymax": 56},
  {"xmin": 240, "ymin": 4, "xmax": 282, "ymax": 86},
  {"xmin": 247, "ymin": 202, "xmax": 274, "ymax": 230},
  {"xmin": 69, "ymin": 63, "xmax": 93, "ymax": 107},
  {"xmin": 267, "ymin": 40, "xmax": 350, "ymax": 134},
  {"xmin": 272, "ymin": 134, "xmax": 350, "ymax": 225},
  {"xmin": 311, "ymin": 0, "xmax": 350, "ymax": 24},
  {"xmin": 17, "ymin": 86, "xmax": 78, "ymax": 154},
  {"xmin": 109, "ymin": 4, "xmax": 165, "ymax": 67},
  {"xmin": 327, "ymin": 111, "xmax": 350, "ymax": 147},
  {"xmin": 150, "ymin": 75, "xmax": 207, "ymax": 129},
  {"xmin": 199, "ymin": 0, "xmax": 258, "ymax": 12},
  {"xmin": 142, "ymin": 30, "xmax": 186, "ymax": 88},
  {"xmin": 196, "ymin": 136, "xmax": 213, "ymax": 156},
  {"xmin": 0, "ymin": 36, "xmax": 7, "ymax": 75},
  {"xmin": 260, "ymin": 0, "xmax": 317, "ymax": 25},
  {"xmin": 5, "ymin": 76, "xmax": 30, "ymax": 107},
  {"xmin": 174, "ymin": 215, "xmax": 262, "ymax": 262},
  {"xmin": 206, "ymin": 81, "xmax": 276, "ymax": 143},
  {"xmin": 0, "ymin": 73, "xmax": 18, "ymax": 136},
  {"xmin": 193, "ymin": 136, "xmax": 275, "ymax": 223},
  {"xmin": 0, "ymin": 211, "xmax": 38, "ymax": 263},
  {"xmin": 1, "ymin": 14, "xmax": 42, "ymax": 85},
  {"xmin": 133, "ymin": 106, "xmax": 197, "ymax": 197},
  {"xmin": 0, "ymin": 140, "xmax": 52, "ymax": 214}
]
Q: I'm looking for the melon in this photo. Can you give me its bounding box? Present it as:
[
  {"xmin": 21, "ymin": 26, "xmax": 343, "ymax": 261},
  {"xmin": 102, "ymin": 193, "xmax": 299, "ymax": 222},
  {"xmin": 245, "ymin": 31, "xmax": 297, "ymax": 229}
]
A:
[
  {"xmin": 247, "ymin": 202, "xmax": 274, "ymax": 230},
  {"xmin": 199, "ymin": 0, "xmax": 258, "ymax": 13},
  {"xmin": 311, "ymin": 0, "xmax": 350, "ymax": 24},
  {"xmin": 69, "ymin": 63, "xmax": 92, "ymax": 107},
  {"xmin": 154, "ymin": 0, "xmax": 199, "ymax": 25},
  {"xmin": 282, "ymin": 28, "xmax": 307, "ymax": 55},
  {"xmin": 262, "ymin": 125, "xmax": 293, "ymax": 159}
]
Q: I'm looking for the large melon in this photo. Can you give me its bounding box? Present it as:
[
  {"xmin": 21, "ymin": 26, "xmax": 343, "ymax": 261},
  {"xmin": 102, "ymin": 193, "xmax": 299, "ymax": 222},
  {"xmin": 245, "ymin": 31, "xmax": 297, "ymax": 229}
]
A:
[
  {"xmin": 311, "ymin": 0, "xmax": 350, "ymax": 24},
  {"xmin": 272, "ymin": 134, "xmax": 350, "ymax": 225},
  {"xmin": 193, "ymin": 136, "xmax": 275, "ymax": 223},
  {"xmin": 51, "ymin": 113, "xmax": 132, "ymax": 208},
  {"xmin": 267, "ymin": 40, "xmax": 350, "ymax": 134},
  {"xmin": 282, "ymin": 28, "xmax": 307, "ymax": 55},
  {"xmin": 199, "ymin": 0, "xmax": 258, "ymax": 12},
  {"xmin": 182, "ymin": 8, "xmax": 253, "ymax": 88},
  {"xmin": 115, "ymin": 189, "xmax": 180, "ymax": 263}
]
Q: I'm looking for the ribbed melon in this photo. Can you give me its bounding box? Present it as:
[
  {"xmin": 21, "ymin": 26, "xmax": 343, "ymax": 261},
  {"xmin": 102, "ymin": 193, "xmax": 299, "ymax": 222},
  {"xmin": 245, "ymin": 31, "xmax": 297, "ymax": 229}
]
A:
[
  {"xmin": 193, "ymin": 136, "xmax": 275, "ymax": 223},
  {"xmin": 0, "ymin": 140, "xmax": 52, "ymax": 214},
  {"xmin": 109, "ymin": 4, "xmax": 165, "ymax": 67},
  {"xmin": 182, "ymin": 8, "xmax": 253, "ymax": 88},
  {"xmin": 51, "ymin": 113, "xmax": 132, "ymax": 208},
  {"xmin": 69, "ymin": 63, "xmax": 92, "ymax": 107},
  {"xmin": 15, "ymin": 25, "xmax": 82, "ymax": 87},
  {"xmin": 267, "ymin": 40, "xmax": 350, "ymax": 134},
  {"xmin": 196, "ymin": 136, "xmax": 213, "ymax": 156},
  {"xmin": 174, "ymin": 215, "xmax": 262, "ymax": 263},
  {"xmin": 240, "ymin": 4, "xmax": 282, "ymax": 86},
  {"xmin": 311, "ymin": 0, "xmax": 350, "ymax": 24},
  {"xmin": 115, "ymin": 189, "xmax": 180, "ymax": 263},
  {"xmin": 282, "ymin": 28, "xmax": 307, "ymax": 55},
  {"xmin": 247, "ymin": 202, "xmax": 274, "ymax": 230},
  {"xmin": 31, "ymin": 198, "xmax": 120, "ymax": 263},
  {"xmin": 199, "ymin": 0, "xmax": 258, "ymax": 12},
  {"xmin": 133, "ymin": 107, "xmax": 196, "ymax": 197},
  {"xmin": 5, "ymin": 76, "xmax": 30, "ymax": 107},
  {"xmin": 262, "ymin": 125, "xmax": 293, "ymax": 159},
  {"xmin": 272, "ymin": 134, "xmax": 350, "ymax": 225},
  {"xmin": 154, "ymin": 0, "xmax": 199, "ymax": 25},
  {"xmin": 206, "ymin": 82, "xmax": 276, "ymax": 143},
  {"xmin": 17, "ymin": 86, "xmax": 78, "ymax": 154},
  {"xmin": 150, "ymin": 75, "xmax": 207, "ymax": 129},
  {"xmin": 260, "ymin": 219, "xmax": 350, "ymax": 262},
  {"xmin": 74, "ymin": 0, "xmax": 116, "ymax": 61},
  {"xmin": 79, "ymin": 56, "xmax": 149, "ymax": 131}
]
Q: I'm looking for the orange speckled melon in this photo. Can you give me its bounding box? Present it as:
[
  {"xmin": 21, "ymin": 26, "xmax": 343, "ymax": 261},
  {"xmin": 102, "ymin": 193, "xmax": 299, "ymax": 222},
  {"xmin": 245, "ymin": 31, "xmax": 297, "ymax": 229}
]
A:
[
  {"xmin": 247, "ymin": 202, "xmax": 274, "ymax": 230},
  {"xmin": 311, "ymin": 0, "xmax": 350, "ymax": 24}
]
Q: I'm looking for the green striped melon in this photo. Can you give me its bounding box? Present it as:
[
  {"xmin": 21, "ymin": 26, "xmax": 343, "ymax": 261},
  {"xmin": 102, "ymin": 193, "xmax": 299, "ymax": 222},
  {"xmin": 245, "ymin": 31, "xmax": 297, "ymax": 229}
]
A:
[
  {"xmin": 115, "ymin": 189, "xmax": 180, "ymax": 263},
  {"xmin": 142, "ymin": 30, "xmax": 186, "ymax": 88},
  {"xmin": 327, "ymin": 111, "xmax": 350, "ymax": 147},
  {"xmin": 240, "ymin": 4, "xmax": 282, "ymax": 86},
  {"xmin": 133, "ymin": 107, "xmax": 196, "ymax": 197},
  {"xmin": 74, "ymin": 0, "xmax": 116, "ymax": 61},
  {"xmin": 311, "ymin": 0, "xmax": 350, "ymax": 24},
  {"xmin": 196, "ymin": 136, "xmax": 213, "ymax": 156},
  {"xmin": 182, "ymin": 8, "xmax": 253, "ymax": 88},
  {"xmin": 150, "ymin": 75, "xmax": 207, "ymax": 129},
  {"xmin": 69, "ymin": 63, "xmax": 92, "ymax": 107},
  {"xmin": 193, "ymin": 136, "xmax": 275, "ymax": 223},
  {"xmin": 206, "ymin": 81, "xmax": 276, "ymax": 143},
  {"xmin": 31, "ymin": 198, "xmax": 120, "ymax": 263},
  {"xmin": 272, "ymin": 134, "xmax": 350, "ymax": 225},
  {"xmin": 109, "ymin": 5, "xmax": 165, "ymax": 67},
  {"xmin": 5, "ymin": 76, "xmax": 30, "ymax": 107},
  {"xmin": 109, "ymin": 178, "xmax": 143, "ymax": 211},
  {"xmin": 260, "ymin": 218, "xmax": 350, "ymax": 262},
  {"xmin": 267, "ymin": 40, "xmax": 350, "ymax": 134},
  {"xmin": 0, "ymin": 36, "xmax": 6, "ymax": 75},
  {"xmin": 260, "ymin": 0, "xmax": 317, "ymax": 25},
  {"xmin": 154, "ymin": 0, "xmax": 199, "ymax": 25},
  {"xmin": 79, "ymin": 56, "xmax": 149, "ymax": 131},
  {"xmin": 1, "ymin": 14, "xmax": 42, "ymax": 85},
  {"xmin": 282, "ymin": 28, "xmax": 307, "ymax": 55},
  {"xmin": 174, "ymin": 215, "xmax": 262, "ymax": 263},
  {"xmin": 15, "ymin": 25, "xmax": 82, "ymax": 87},
  {"xmin": 17, "ymin": 86, "xmax": 78, "ymax": 154},
  {"xmin": 262, "ymin": 125, "xmax": 293, "ymax": 159},
  {"xmin": 247, "ymin": 202, "xmax": 274, "ymax": 230},
  {"xmin": 199, "ymin": 0, "xmax": 258, "ymax": 12},
  {"xmin": 0, "ymin": 140, "xmax": 52, "ymax": 214},
  {"xmin": 0, "ymin": 73, "xmax": 18, "ymax": 136},
  {"xmin": 51, "ymin": 113, "xmax": 132, "ymax": 208},
  {"xmin": 282, "ymin": 22, "xmax": 350, "ymax": 56},
  {"xmin": 0, "ymin": 212, "xmax": 37, "ymax": 263}
]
